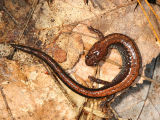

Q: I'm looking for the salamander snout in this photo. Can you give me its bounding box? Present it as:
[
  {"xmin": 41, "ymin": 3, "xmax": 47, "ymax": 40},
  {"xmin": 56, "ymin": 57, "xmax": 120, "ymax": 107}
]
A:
[
  {"xmin": 85, "ymin": 54, "xmax": 98, "ymax": 66},
  {"xmin": 85, "ymin": 41, "xmax": 107, "ymax": 66},
  {"xmin": 85, "ymin": 50, "xmax": 103, "ymax": 66}
]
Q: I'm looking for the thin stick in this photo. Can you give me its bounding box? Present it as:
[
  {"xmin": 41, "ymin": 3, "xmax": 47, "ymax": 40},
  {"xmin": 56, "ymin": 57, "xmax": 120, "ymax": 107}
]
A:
[
  {"xmin": 15, "ymin": 0, "xmax": 39, "ymax": 43},
  {"xmin": 2, "ymin": 6, "xmax": 18, "ymax": 25},
  {"xmin": 0, "ymin": 86, "xmax": 15, "ymax": 120}
]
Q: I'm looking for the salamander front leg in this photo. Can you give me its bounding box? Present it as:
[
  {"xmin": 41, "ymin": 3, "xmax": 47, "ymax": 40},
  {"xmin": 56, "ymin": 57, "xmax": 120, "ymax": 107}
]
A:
[
  {"xmin": 84, "ymin": 0, "xmax": 89, "ymax": 4},
  {"xmin": 87, "ymin": 26, "xmax": 104, "ymax": 40}
]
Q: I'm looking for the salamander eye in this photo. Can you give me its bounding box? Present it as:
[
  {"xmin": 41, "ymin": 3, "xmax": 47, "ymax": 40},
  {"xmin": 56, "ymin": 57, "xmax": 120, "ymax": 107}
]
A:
[
  {"xmin": 93, "ymin": 51, "xmax": 100, "ymax": 56},
  {"xmin": 85, "ymin": 55, "xmax": 89, "ymax": 59},
  {"xmin": 93, "ymin": 62, "xmax": 97, "ymax": 65}
]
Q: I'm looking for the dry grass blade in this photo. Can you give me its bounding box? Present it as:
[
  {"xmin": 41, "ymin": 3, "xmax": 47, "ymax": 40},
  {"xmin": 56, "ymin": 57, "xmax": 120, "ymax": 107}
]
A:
[{"xmin": 137, "ymin": 0, "xmax": 160, "ymax": 44}]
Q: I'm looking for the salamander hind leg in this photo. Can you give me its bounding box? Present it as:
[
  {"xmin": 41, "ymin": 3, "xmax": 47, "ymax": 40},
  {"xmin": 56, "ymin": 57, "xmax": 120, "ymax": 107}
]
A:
[{"xmin": 88, "ymin": 76, "xmax": 112, "ymax": 86}]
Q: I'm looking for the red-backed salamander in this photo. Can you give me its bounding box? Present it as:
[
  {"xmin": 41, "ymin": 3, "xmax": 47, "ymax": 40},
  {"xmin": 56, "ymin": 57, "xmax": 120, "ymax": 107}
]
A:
[{"xmin": 10, "ymin": 27, "xmax": 141, "ymax": 98}]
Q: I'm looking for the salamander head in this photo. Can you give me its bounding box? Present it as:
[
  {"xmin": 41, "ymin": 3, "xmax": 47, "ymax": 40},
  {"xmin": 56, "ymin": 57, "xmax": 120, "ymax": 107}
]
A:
[{"xmin": 85, "ymin": 42, "xmax": 106, "ymax": 66}]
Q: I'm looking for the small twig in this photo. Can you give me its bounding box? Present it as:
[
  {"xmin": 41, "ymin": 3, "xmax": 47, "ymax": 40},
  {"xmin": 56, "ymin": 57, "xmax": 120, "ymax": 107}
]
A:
[
  {"xmin": 136, "ymin": 82, "xmax": 151, "ymax": 120},
  {"xmin": 105, "ymin": 59, "xmax": 122, "ymax": 68},
  {"xmin": 141, "ymin": 75, "xmax": 160, "ymax": 85},
  {"xmin": 15, "ymin": 0, "xmax": 39, "ymax": 43},
  {"xmin": 2, "ymin": 6, "xmax": 18, "ymax": 25},
  {"xmin": 76, "ymin": 101, "xmax": 88, "ymax": 120},
  {"xmin": 0, "ymin": 0, "xmax": 18, "ymax": 25},
  {"xmin": 0, "ymin": 86, "xmax": 15, "ymax": 120}
]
